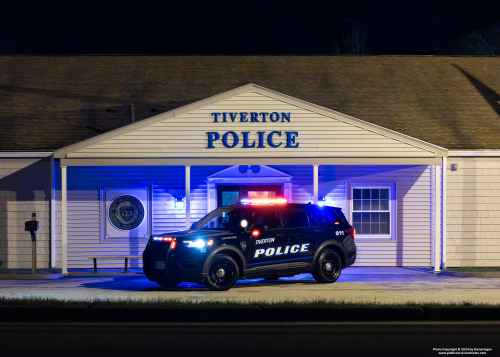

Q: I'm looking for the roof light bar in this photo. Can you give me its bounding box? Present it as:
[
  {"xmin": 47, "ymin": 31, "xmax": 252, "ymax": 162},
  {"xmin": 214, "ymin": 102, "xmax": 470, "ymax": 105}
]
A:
[{"xmin": 241, "ymin": 198, "xmax": 287, "ymax": 205}]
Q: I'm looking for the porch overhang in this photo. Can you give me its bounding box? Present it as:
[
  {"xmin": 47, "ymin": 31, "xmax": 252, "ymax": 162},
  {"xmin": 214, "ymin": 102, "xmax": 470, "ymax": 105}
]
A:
[{"xmin": 60, "ymin": 157, "xmax": 443, "ymax": 167}]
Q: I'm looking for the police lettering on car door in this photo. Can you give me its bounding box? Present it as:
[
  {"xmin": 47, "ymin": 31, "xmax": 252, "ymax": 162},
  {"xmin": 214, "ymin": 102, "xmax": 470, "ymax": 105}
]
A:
[{"xmin": 254, "ymin": 243, "xmax": 310, "ymax": 258}]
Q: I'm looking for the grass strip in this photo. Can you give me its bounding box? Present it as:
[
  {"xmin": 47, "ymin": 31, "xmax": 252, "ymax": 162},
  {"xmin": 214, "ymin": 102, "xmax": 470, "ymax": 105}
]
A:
[{"xmin": 0, "ymin": 296, "xmax": 498, "ymax": 308}]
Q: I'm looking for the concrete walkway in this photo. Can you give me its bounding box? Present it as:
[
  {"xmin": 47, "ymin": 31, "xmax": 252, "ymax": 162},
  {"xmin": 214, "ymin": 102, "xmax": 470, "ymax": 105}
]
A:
[
  {"xmin": 1, "ymin": 267, "xmax": 499, "ymax": 304},
  {"xmin": 63, "ymin": 266, "xmax": 436, "ymax": 276}
]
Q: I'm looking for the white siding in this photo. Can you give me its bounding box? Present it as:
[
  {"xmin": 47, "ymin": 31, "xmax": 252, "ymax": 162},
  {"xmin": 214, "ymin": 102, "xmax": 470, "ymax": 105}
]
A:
[
  {"xmin": 69, "ymin": 92, "xmax": 436, "ymax": 158},
  {"xmin": 0, "ymin": 159, "xmax": 51, "ymax": 269},
  {"xmin": 446, "ymin": 158, "xmax": 500, "ymax": 267},
  {"xmin": 320, "ymin": 165, "xmax": 432, "ymax": 266}
]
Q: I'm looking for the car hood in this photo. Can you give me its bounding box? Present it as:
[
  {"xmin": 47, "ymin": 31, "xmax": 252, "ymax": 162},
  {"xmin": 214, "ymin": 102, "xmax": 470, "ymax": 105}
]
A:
[{"xmin": 156, "ymin": 229, "xmax": 242, "ymax": 240}]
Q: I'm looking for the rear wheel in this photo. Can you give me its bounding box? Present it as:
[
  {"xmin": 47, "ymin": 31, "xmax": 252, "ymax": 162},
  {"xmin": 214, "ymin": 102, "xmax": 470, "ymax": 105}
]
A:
[
  {"xmin": 154, "ymin": 278, "xmax": 182, "ymax": 288},
  {"xmin": 204, "ymin": 254, "xmax": 239, "ymax": 291},
  {"xmin": 312, "ymin": 249, "xmax": 342, "ymax": 284}
]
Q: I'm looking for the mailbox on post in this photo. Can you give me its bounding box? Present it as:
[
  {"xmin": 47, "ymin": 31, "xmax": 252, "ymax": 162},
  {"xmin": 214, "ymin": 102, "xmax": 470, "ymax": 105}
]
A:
[
  {"xmin": 25, "ymin": 213, "xmax": 39, "ymax": 275},
  {"xmin": 25, "ymin": 220, "xmax": 39, "ymax": 233}
]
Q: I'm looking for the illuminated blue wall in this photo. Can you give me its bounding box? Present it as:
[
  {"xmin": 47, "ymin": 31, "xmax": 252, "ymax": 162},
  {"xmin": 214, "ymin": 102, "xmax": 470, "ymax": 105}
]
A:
[{"xmin": 65, "ymin": 164, "xmax": 431, "ymax": 268}]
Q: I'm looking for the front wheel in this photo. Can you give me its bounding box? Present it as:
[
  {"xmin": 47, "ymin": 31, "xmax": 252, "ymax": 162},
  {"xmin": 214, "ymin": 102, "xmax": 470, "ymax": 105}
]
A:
[
  {"xmin": 312, "ymin": 249, "xmax": 342, "ymax": 284},
  {"xmin": 204, "ymin": 254, "xmax": 239, "ymax": 291}
]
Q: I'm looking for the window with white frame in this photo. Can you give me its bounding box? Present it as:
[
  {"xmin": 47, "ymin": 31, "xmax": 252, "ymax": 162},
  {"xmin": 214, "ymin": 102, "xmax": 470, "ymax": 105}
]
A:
[{"xmin": 351, "ymin": 187, "xmax": 392, "ymax": 238}]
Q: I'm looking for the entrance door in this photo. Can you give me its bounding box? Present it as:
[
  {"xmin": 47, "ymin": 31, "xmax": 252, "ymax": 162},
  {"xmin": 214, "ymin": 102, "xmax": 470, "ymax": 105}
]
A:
[{"xmin": 217, "ymin": 185, "xmax": 283, "ymax": 207}]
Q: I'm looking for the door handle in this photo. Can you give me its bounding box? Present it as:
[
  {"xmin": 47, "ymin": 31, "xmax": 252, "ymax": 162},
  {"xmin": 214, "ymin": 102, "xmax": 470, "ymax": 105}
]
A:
[{"xmin": 276, "ymin": 233, "xmax": 285, "ymax": 237}]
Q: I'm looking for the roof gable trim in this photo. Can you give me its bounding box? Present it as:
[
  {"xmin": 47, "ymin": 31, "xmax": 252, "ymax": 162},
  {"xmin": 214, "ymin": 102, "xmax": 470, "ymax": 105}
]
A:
[{"xmin": 55, "ymin": 83, "xmax": 448, "ymax": 159}]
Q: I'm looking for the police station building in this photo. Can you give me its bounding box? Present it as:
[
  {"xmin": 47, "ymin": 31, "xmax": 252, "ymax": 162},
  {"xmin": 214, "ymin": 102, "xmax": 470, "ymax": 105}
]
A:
[{"xmin": 1, "ymin": 56, "xmax": 500, "ymax": 274}]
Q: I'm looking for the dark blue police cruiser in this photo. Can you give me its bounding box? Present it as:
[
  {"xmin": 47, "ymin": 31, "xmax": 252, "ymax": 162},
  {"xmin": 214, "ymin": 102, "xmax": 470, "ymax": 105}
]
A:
[{"xmin": 143, "ymin": 199, "xmax": 356, "ymax": 291}]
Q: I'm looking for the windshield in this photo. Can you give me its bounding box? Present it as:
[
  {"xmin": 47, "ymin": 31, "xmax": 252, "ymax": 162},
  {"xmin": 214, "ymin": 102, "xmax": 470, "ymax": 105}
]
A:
[{"xmin": 194, "ymin": 206, "xmax": 264, "ymax": 230}]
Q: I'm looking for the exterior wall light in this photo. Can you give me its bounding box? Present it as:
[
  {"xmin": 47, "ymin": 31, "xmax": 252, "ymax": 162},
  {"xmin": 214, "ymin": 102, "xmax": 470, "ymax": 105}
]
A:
[
  {"xmin": 451, "ymin": 164, "xmax": 458, "ymax": 171},
  {"xmin": 175, "ymin": 197, "xmax": 186, "ymax": 210}
]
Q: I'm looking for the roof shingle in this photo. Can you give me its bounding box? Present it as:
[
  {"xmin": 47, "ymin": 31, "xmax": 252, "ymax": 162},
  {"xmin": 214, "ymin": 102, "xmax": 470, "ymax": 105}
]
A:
[{"xmin": 1, "ymin": 55, "xmax": 499, "ymax": 151}]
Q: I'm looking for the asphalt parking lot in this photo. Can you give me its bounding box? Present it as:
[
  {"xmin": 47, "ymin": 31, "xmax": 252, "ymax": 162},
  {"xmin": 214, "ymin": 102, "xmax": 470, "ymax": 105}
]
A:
[{"xmin": 1, "ymin": 267, "xmax": 500, "ymax": 304}]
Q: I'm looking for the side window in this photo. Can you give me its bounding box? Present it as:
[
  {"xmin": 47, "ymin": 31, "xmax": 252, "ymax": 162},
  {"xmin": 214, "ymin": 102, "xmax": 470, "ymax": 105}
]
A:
[
  {"xmin": 287, "ymin": 209, "xmax": 309, "ymax": 228},
  {"xmin": 255, "ymin": 210, "xmax": 282, "ymax": 230},
  {"xmin": 320, "ymin": 208, "xmax": 344, "ymax": 225},
  {"xmin": 309, "ymin": 209, "xmax": 330, "ymax": 226},
  {"xmin": 307, "ymin": 212, "xmax": 319, "ymax": 226}
]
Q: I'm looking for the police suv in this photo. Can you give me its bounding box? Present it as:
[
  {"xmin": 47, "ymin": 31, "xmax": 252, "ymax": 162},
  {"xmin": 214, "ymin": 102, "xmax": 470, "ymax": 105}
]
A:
[{"xmin": 143, "ymin": 200, "xmax": 357, "ymax": 291}]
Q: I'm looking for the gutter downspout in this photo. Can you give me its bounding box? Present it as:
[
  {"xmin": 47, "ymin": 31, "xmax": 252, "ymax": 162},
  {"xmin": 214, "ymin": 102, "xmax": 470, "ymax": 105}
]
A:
[{"xmin": 434, "ymin": 164, "xmax": 441, "ymax": 274}]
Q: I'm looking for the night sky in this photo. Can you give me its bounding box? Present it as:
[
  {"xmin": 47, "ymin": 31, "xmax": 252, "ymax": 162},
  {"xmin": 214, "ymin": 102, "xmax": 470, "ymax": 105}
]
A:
[{"xmin": 1, "ymin": 1, "xmax": 499, "ymax": 55}]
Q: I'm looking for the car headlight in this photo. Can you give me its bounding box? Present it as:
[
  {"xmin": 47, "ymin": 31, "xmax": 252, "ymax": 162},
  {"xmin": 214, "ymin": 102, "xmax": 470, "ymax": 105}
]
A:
[{"xmin": 185, "ymin": 239, "xmax": 206, "ymax": 248}]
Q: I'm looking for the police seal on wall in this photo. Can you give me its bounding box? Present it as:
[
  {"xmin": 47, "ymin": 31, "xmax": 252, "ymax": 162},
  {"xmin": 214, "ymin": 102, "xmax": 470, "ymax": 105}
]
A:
[{"xmin": 108, "ymin": 195, "xmax": 145, "ymax": 230}]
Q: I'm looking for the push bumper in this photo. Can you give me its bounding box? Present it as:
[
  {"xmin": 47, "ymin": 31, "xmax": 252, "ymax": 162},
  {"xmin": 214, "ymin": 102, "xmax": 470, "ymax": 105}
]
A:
[{"xmin": 143, "ymin": 253, "xmax": 206, "ymax": 284}]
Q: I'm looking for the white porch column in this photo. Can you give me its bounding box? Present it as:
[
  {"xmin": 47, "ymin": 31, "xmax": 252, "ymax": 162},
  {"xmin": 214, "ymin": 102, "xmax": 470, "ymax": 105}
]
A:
[
  {"xmin": 441, "ymin": 157, "xmax": 447, "ymax": 269},
  {"xmin": 61, "ymin": 165, "xmax": 68, "ymax": 275},
  {"xmin": 50, "ymin": 154, "xmax": 56, "ymax": 268},
  {"xmin": 434, "ymin": 164, "xmax": 441, "ymax": 274},
  {"xmin": 185, "ymin": 165, "xmax": 191, "ymax": 230},
  {"xmin": 313, "ymin": 164, "xmax": 319, "ymax": 204}
]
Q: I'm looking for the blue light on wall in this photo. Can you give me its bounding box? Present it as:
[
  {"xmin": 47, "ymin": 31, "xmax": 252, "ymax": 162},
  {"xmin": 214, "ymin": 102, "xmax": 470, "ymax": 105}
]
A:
[{"xmin": 175, "ymin": 197, "xmax": 186, "ymax": 210}]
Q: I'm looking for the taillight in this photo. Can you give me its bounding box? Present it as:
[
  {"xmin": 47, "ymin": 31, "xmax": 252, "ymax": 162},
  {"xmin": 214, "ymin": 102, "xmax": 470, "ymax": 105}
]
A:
[
  {"xmin": 170, "ymin": 240, "xmax": 177, "ymax": 249},
  {"xmin": 346, "ymin": 228, "xmax": 355, "ymax": 239},
  {"xmin": 251, "ymin": 229, "xmax": 260, "ymax": 238},
  {"xmin": 334, "ymin": 221, "xmax": 340, "ymax": 225},
  {"xmin": 162, "ymin": 236, "xmax": 174, "ymax": 242}
]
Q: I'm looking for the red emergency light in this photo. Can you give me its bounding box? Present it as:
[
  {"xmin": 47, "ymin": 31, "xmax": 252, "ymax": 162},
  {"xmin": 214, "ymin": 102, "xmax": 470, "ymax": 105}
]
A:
[
  {"xmin": 152, "ymin": 235, "xmax": 177, "ymax": 248},
  {"xmin": 241, "ymin": 198, "xmax": 287, "ymax": 205}
]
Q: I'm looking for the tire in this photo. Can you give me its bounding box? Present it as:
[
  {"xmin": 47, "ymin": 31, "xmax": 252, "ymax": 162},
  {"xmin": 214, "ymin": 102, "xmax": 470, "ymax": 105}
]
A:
[
  {"xmin": 312, "ymin": 249, "xmax": 342, "ymax": 284},
  {"xmin": 154, "ymin": 278, "xmax": 182, "ymax": 288},
  {"xmin": 263, "ymin": 276, "xmax": 280, "ymax": 281},
  {"xmin": 204, "ymin": 254, "xmax": 239, "ymax": 291}
]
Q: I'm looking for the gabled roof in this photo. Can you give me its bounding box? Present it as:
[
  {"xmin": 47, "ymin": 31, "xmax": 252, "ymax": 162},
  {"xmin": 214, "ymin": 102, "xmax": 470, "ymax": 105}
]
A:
[
  {"xmin": 53, "ymin": 84, "xmax": 447, "ymax": 159},
  {"xmin": 1, "ymin": 55, "xmax": 500, "ymax": 151}
]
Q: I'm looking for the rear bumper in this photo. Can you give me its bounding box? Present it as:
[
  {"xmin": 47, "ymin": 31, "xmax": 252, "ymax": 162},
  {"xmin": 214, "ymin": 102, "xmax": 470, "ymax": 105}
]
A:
[{"xmin": 345, "ymin": 253, "xmax": 356, "ymax": 268}]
